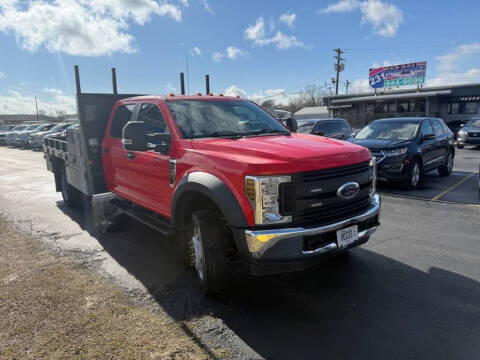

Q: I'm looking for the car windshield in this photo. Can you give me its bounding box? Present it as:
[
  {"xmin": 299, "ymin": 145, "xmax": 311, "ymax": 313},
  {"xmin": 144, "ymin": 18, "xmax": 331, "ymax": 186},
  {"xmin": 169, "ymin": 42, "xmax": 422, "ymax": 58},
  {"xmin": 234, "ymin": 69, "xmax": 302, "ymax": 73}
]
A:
[
  {"xmin": 355, "ymin": 120, "xmax": 420, "ymax": 140},
  {"xmin": 297, "ymin": 121, "xmax": 317, "ymax": 133},
  {"xmin": 24, "ymin": 125, "xmax": 39, "ymax": 130},
  {"xmin": 50, "ymin": 123, "xmax": 70, "ymax": 132},
  {"xmin": 466, "ymin": 118, "xmax": 480, "ymax": 127},
  {"xmin": 166, "ymin": 100, "xmax": 289, "ymax": 139},
  {"xmin": 13, "ymin": 125, "xmax": 27, "ymax": 131},
  {"xmin": 34, "ymin": 124, "xmax": 50, "ymax": 131}
]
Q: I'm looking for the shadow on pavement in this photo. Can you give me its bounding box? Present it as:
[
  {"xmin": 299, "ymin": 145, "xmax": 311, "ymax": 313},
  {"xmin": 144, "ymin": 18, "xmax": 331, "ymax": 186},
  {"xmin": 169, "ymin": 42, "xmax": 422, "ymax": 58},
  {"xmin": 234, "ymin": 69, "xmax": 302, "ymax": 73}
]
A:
[{"xmin": 57, "ymin": 197, "xmax": 480, "ymax": 360}]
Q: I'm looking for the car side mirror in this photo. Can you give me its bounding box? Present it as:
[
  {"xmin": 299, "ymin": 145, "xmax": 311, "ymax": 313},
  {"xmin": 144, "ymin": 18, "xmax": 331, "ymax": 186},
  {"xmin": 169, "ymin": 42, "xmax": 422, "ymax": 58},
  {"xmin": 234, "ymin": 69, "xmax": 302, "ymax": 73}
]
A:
[
  {"xmin": 146, "ymin": 133, "xmax": 172, "ymax": 154},
  {"xmin": 122, "ymin": 121, "xmax": 146, "ymax": 151},
  {"xmin": 286, "ymin": 117, "xmax": 297, "ymax": 132},
  {"xmin": 422, "ymin": 133, "xmax": 435, "ymax": 140},
  {"xmin": 315, "ymin": 130, "xmax": 325, "ymax": 136}
]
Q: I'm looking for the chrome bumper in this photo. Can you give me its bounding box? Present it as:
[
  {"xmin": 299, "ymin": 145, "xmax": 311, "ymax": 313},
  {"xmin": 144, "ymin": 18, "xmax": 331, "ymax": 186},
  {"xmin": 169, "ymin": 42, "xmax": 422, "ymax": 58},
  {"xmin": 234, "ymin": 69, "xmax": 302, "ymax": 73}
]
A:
[{"xmin": 244, "ymin": 194, "xmax": 381, "ymax": 260}]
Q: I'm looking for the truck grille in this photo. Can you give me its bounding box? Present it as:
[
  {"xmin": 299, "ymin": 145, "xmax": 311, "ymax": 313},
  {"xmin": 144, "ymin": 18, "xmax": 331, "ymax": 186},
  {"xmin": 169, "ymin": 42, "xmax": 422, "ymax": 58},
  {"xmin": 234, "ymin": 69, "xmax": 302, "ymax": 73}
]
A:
[
  {"xmin": 468, "ymin": 132, "xmax": 480, "ymax": 137},
  {"xmin": 279, "ymin": 161, "xmax": 372, "ymax": 226}
]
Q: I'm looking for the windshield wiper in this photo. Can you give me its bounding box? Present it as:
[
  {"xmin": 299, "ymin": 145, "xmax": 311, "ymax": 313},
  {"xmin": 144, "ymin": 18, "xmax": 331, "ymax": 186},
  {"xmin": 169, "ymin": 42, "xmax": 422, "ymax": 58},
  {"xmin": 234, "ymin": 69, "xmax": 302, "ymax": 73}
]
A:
[
  {"xmin": 243, "ymin": 129, "xmax": 290, "ymax": 136},
  {"xmin": 206, "ymin": 131, "xmax": 243, "ymax": 139}
]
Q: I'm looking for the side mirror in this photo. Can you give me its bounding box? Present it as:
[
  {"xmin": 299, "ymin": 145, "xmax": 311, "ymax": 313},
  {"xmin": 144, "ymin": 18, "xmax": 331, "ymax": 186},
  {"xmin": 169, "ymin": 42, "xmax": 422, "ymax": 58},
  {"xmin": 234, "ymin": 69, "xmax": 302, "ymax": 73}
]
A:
[
  {"xmin": 315, "ymin": 130, "xmax": 325, "ymax": 136},
  {"xmin": 122, "ymin": 121, "xmax": 146, "ymax": 151},
  {"xmin": 422, "ymin": 133, "xmax": 435, "ymax": 140},
  {"xmin": 286, "ymin": 117, "xmax": 298, "ymax": 132}
]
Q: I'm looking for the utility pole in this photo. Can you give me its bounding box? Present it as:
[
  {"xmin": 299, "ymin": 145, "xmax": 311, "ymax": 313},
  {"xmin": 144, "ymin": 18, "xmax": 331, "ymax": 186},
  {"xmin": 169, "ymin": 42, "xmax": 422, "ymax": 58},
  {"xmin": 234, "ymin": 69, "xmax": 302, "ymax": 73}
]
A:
[
  {"xmin": 333, "ymin": 48, "xmax": 345, "ymax": 95},
  {"xmin": 34, "ymin": 96, "xmax": 39, "ymax": 122},
  {"xmin": 345, "ymin": 80, "xmax": 351, "ymax": 94}
]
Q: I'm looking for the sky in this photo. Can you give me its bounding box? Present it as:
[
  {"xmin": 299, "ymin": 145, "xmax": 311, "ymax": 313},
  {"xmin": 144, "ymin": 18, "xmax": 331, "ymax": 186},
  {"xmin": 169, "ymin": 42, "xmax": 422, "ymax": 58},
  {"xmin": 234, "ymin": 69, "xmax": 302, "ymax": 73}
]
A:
[{"xmin": 0, "ymin": 0, "xmax": 480, "ymax": 115}]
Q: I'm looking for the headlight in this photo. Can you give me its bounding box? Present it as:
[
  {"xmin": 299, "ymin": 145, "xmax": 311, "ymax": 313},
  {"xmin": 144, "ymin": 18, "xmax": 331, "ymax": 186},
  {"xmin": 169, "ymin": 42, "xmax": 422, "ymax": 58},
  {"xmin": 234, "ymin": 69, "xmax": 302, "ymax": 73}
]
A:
[
  {"xmin": 245, "ymin": 175, "xmax": 292, "ymax": 225},
  {"xmin": 369, "ymin": 157, "xmax": 377, "ymax": 197},
  {"xmin": 458, "ymin": 129, "xmax": 467, "ymax": 137},
  {"xmin": 384, "ymin": 148, "xmax": 407, "ymax": 157}
]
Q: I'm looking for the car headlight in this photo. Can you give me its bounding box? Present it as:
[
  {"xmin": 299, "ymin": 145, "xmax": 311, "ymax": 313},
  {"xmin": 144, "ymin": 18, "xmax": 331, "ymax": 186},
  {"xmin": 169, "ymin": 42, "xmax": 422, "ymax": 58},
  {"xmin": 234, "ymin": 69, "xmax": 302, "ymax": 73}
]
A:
[
  {"xmin": 384, "ymin": 148, "xmax": 407, "ymax": 157},
  {"xmin": 369, "ymin": 157, "xmax": 377, "ymax": 197},
  {"xmin": 245, "ymin": 175, "xmax": 292, "ymax": 225},
  {"xmin": 458, "ymin": 129, "xmax": 467, "ymax": 137}
]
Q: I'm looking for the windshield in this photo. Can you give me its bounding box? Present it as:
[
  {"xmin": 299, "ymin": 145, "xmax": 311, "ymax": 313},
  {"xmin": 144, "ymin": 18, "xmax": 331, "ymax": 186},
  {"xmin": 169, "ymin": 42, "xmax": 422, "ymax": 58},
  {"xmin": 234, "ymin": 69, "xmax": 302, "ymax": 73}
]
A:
[
  {"xmin": 166, "ymin": 100, "xmax": 289, "ymax": 139},
  {"xmin": 13, "ymin": 125, "xmax": 27, "ymax": 131},
  {"xmin": 24, "ymin": 125, "xmax": 39, "ymax": 130},
  {"xmin": 50, "ymin": 123, "xmax": 70, "ymax": 132},
  {"xmin": 297, "ymin": 121, "xmax": 317, "ymax": 133},
  {"xmin": 356, "ymin": 121, "xmax": 420, "ymax": 140},
  {"xmin": 466, "ymin": 118, "xmax": 480, "ymax": 127},
  {"xmin": 34, "ymin": 124, "xmax": 51, "ymax": 131}
]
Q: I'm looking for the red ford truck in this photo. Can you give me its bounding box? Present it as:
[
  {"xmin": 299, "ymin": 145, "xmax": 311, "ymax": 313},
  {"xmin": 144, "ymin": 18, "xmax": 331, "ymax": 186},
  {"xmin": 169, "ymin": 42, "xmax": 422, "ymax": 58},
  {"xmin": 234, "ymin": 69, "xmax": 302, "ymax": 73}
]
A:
[{"xmin": 44, "ymin": 67, "xmax": 381, "ymax": 295}]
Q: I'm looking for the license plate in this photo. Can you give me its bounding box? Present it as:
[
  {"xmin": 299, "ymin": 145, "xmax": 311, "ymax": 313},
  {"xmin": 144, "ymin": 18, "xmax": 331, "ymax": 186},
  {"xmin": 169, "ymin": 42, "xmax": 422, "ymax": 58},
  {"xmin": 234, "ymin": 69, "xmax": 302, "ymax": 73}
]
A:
[{"xmin": 336, "ymin": 225, "xmax": 358, "ymax": 248}]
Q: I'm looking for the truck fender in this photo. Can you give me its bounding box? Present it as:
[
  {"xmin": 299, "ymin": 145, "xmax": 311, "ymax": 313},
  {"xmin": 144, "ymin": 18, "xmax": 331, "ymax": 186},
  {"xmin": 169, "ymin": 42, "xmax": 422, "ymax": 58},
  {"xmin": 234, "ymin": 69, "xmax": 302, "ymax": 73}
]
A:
[{"xmin": 171, "ymin": 172, "xmax": 248, "ymax": 228}]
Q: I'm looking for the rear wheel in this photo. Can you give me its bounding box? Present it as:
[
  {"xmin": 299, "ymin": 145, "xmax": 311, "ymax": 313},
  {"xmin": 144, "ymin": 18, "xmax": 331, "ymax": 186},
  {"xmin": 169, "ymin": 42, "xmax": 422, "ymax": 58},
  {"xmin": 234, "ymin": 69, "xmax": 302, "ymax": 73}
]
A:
[
  {"xmin": 438, "ymin": 151, "xmax": 454, "ymax": 177},
  {"xmin": 183, "ymin": 210, "xmax": 228, "ymax": 296},
  {"xmin": 405, "ymin": 159, "xmax": 422, "ymax": 190},
  {"xmin": 60, "ymin": 168, "xmax": 91, "ymax": 208}
]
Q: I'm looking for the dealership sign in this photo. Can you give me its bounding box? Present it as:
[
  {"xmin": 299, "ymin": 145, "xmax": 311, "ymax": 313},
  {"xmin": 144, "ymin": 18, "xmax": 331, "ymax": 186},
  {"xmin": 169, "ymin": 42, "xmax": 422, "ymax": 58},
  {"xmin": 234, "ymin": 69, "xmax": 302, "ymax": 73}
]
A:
[{"xmin": 369, "ymin": 62, "xmax": 427, "ymax": 89}]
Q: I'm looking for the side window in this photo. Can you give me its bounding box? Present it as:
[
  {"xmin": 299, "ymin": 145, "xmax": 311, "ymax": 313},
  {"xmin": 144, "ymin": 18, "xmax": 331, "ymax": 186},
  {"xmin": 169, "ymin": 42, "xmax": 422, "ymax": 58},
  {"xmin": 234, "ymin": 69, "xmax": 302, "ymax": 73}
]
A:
[
  {"xmin": 326, "ymin": 121, "xmax": 341, "ymax": 134},
  {"xmin": 137, "ymin": 103, "xmax": 170, "ymax": 152},
  {"xmin": 420, "ymin": 120, "xmax": 434, "ymax": 136},
  {"xmin": 315, "ymin": 122, "xmax": 328, "ymax": 134},
  {"xmin": 439, "ymin": 120, "xmax": 452, "ymax": 135},
  {"xmin": 431, "ymin": 119, "xmax": 444, "ymax": 137},
  {"xmin": 338, "ymin": 120, "xmax": 351, "ymax": 132},
  {"xmin": 110, "ymin": 104, "xmax": 136, "ymax": 138}
]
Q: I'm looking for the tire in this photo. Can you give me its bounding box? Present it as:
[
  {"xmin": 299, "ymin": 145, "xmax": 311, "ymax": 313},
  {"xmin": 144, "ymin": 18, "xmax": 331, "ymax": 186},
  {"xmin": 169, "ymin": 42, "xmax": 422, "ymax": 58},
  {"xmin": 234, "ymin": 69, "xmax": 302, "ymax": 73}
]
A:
[
  {"xmin": 457, "ymin": 143, "xmax": 464, "ymax": 149},
  {"xmin": 405, "ymin": 159, "xmax": 422, "ymax": 190},
  {"xmin": 60, "ymin": 168, "xmax": 91, "ymax": 209},
  {"xmin": 183, "ymin": 210, "xmax": 228, "ymax": 296},
  {"xmin": 438, "ymin": 151, "xmax": 454, "ymax": 177}
]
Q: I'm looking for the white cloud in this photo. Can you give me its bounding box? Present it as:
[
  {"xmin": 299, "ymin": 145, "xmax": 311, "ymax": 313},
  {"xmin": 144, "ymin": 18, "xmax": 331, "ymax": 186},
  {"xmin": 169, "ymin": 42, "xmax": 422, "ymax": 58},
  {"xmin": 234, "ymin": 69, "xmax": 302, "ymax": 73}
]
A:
[
  {"xmin": 224, "ymin": 85, "xmax": 248, "ymax": 98},
  {"xmin": 279, "ymin": 12, "xmax": 296, "ymax": 28},
  {"xmin": 178, "ymin": 0, "xmax": 189, "ymax": 7},
  {"xmin": 428, "ymin": 43, "xmax": 480, "ymax": 86},
  {"xmin": 190, "ymin": 46, "xmax": 202, "ymax": 56},
  {"xmin": 224, "ymin": 85, "xmax": 299, "ymax": 105},
  {"xmin": 436, "ymin": 43, "xmax": 480, "ymax": 73},
  {"xmin": 212, "ymin": 52, "xmax": 223, "ymax": 62},
  {"xmin": 350, "ymin": 78, "xmax": 370, "ymax": 93},
  {"xmin": 212, "ymin": 46, "xmax": 249, "ymax": 62},
  {"xmin": 244, "ymin": 17, "xmax": 310, "ymax": 50},
  {"xmin": 320, "ymin": 0, "xmax": 359, "ymax": 13},
  {"xmin": 0, "ymin": 88, "xmax": 75, "ymax": 115},
  {"xmin": 165, "ymin": 82, "xmax": 176, "ymax": 93},
  {"xmin": 200, "ymin": 0, "xmax": 214, "ymax": 14},
  {"xmin": 0, "ymin": 71, "xmax": 5, "ymax": 79},
  {"xmin": 0, "ymin": 0, "xmax": 182, "ymax": 56},
  {"xmin": 320, "ymin": 0, "xmax": 403, "ymax": 38},
  {"xmin": 226, "ymin": 46, "xmax": 249, "ymax": 59}
]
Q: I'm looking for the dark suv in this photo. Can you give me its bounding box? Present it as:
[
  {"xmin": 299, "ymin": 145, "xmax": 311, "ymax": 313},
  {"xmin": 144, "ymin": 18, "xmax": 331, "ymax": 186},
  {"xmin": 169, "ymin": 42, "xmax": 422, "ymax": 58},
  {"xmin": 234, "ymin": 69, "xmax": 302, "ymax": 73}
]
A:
[
  {"xmin": 296, "ymin": 118, "xmax": 353, "ymax": 141},
  {"xmin": 353, "ymin": 117, "xmax": 454, "ymax": 189}
]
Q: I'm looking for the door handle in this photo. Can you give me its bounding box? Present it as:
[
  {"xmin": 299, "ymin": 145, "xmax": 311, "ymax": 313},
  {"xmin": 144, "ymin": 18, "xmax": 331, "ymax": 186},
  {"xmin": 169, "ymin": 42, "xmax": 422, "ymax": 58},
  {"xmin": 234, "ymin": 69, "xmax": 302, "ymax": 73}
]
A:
[{"xmin": 126, "ymin": 152, "xmax": 135, "ymax": 160}]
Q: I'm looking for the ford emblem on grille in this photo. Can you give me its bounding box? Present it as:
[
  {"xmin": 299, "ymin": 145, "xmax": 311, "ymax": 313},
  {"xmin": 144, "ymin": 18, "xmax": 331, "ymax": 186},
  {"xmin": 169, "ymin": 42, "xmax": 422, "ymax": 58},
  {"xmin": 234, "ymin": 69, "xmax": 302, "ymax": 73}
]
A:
[{"xmin": 337, "ymin": 182, "xmax": 360, "ymax": 200}]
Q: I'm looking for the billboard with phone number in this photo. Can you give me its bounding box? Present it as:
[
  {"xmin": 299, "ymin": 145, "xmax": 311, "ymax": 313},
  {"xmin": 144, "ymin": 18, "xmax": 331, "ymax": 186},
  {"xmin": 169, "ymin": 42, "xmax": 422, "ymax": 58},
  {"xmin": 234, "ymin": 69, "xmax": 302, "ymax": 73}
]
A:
[{"xmin": 369, "ymin": 62, "xmax": 426, "ymax": 89}]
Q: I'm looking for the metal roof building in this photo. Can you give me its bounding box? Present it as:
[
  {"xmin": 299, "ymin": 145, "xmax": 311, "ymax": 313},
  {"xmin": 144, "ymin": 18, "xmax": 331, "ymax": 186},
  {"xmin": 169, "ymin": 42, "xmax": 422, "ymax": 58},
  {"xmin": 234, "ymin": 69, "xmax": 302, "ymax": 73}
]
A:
[
  {"xmin": 293, "ymin": 106, "xmax": 329, "ymax": 120},
  {"xmin": 323, "ymin": 83, "xmax": 480, "ymax": 128}
]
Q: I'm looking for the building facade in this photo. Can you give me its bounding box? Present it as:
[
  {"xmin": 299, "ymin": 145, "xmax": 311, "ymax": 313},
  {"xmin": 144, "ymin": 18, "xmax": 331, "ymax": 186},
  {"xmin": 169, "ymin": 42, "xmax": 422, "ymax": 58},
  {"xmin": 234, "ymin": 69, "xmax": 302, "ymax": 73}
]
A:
[{"xmin": 323, "ymin": 83, "xmax": 480, "ymax": 128}]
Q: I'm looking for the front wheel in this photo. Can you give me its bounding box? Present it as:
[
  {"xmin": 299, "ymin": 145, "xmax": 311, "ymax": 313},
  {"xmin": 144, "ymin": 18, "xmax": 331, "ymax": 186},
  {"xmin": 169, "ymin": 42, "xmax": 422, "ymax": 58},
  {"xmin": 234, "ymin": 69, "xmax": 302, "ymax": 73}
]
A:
[
  {"xmin": 183, "ymin": 210, "xmax": 228, "ymax": 296},
  {"xmin": 405, "ymin": 159, "xmax": 422, "ymax": 190},
  {"xmin": 438, "ymin": 151, "xmax": 454, "ymax": 177}
]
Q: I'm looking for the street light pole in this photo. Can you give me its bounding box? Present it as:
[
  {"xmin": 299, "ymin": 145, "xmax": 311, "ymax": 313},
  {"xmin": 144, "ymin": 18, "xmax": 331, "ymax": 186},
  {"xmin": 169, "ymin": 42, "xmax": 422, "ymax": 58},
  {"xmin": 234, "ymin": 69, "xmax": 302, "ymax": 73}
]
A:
[{"xmin": 35, "ymin": 96, "xmax": 39, "ymax": 122}]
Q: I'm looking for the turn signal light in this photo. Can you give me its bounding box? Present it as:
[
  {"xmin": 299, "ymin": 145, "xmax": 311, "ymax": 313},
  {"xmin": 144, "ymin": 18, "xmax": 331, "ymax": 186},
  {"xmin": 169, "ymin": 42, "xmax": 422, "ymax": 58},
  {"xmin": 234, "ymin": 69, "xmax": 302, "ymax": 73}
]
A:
[
  {"xmin": 169, "ymin": 93, "xmax": 175, "ymax": 96},
  {"xmin": 197, "ymin": 92, "xmax": 202, "ymax": 96},
  {"xmin": 208, "ymin": 93, "xmax": 213, "ymax": 96},
  {"xmin": 218, "ymin": 93, "xmax": 224, "ymax": 96},
  {"xmin": 245, "ymin": 179, "xmax": 255, "ymax": 201}
]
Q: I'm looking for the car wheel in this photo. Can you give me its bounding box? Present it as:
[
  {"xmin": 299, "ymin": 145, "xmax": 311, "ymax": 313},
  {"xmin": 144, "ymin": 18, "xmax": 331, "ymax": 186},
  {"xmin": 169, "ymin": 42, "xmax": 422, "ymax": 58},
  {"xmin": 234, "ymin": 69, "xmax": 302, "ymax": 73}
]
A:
[
  {"xmin": 457, "ymin": 143, "xmax": 464, "ymax": 149},
  {"xmin": 406, "ymin": 159, "xmax": 422, "ymax": 190},
  {"xmin": 439, "ymin": 151, "xmax": 454, "ymax": 177},
  {"xmin": 183, "ymin": 210, "xmax": 228, "ymax": 296}
]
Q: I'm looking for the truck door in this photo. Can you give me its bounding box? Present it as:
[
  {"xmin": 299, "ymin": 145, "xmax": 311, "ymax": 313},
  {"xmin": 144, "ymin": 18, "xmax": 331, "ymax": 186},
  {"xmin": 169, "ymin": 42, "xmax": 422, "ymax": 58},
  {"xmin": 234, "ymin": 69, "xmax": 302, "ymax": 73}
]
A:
[
  {"xmin": 125, "ymin": 103, "xmax": 172, "ymax": 216},
  {"xmin": 102, "ymin": 103, "xmax": 137, "ymax": 198}
]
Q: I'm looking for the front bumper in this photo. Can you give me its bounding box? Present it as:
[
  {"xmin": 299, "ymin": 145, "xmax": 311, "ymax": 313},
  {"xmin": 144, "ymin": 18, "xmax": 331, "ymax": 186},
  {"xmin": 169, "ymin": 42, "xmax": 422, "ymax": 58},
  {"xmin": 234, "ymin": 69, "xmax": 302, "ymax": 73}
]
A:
[
  {"xmin": 244, "ymin": 194, "xmax": 381, "ymax": 275},
  {"xmin": 458, "ymin": 136, "xmax": 480, "ymax": 145}
]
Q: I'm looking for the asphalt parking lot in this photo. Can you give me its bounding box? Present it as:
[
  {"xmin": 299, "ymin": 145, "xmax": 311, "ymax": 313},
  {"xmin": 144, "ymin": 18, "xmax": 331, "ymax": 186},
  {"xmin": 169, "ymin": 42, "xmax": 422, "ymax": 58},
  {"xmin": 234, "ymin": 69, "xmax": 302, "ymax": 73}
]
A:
[
  {"xmin": 0, "ymin": 146, "xmax": 479, "ymax": 359},
  {"xmin": 378, "ymin": 146, "xmax": 480, "ymax": 205}
]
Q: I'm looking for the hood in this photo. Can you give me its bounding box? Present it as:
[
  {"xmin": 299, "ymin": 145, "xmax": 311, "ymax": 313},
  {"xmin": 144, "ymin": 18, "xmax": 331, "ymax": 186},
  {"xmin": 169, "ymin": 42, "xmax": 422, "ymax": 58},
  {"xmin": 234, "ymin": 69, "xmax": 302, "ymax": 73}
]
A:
[
  {"xmin": 352, "ymin": 138, "xmax": 411, "ymax": 150},
  {"xmin": 191, "ymin": 133, "xmax": 371, "ymax": 173},
  {"xmin": 463, "ymin": 126, "xmax": 480, "ymax": 132}
]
